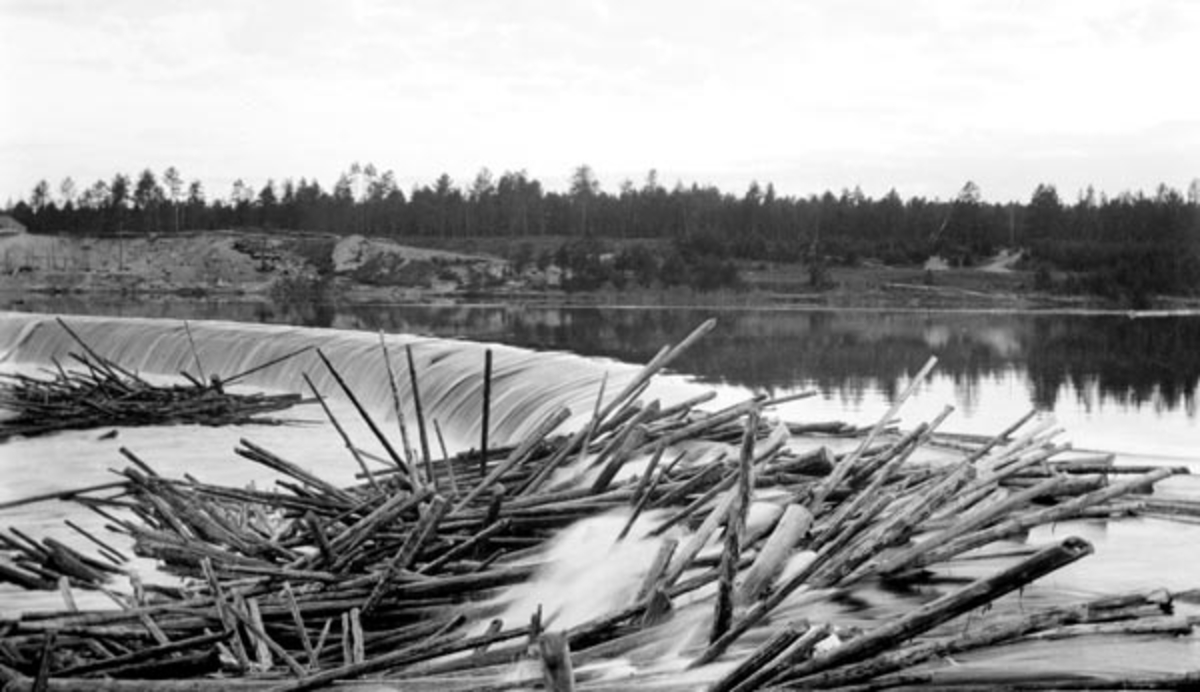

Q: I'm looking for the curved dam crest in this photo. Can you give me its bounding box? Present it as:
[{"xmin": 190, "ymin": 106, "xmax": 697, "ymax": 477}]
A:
[{"xmin": 0, "ymin": 311, "xmax": 692, "ymax": 451}]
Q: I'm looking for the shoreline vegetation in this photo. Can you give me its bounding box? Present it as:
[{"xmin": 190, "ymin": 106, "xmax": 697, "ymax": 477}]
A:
[
  {"xmin": 4, "ymin": 164, "xmax": 1199, "ymax": 312},
  {"xmin": 4, "ymin": 228, "xmax": 1200, "ymax": 315}
]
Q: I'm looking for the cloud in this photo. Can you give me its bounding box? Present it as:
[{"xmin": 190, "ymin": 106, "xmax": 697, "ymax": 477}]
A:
[{"xmin": 1, "ymin": 0, "xmax": 1197, "ymax": 202}]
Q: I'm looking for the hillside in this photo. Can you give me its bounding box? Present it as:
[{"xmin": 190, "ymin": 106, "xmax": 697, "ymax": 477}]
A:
[
  {"xmin": 5, "ymin": 229, "xmax": 1185, "ymax": 311},
  {"xmin": 0, "ymin": 230, "xmax": 508, "ymax": 302}
]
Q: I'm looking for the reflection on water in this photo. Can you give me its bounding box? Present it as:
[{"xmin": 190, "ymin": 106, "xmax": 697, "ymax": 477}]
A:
[
  {"xmin": 8, "ymin": 296, "xmax": 1198, "ymax": 417},
  {"xmin": 3, "ymin": 299, "xmax": 1199, "ymax": 680}
]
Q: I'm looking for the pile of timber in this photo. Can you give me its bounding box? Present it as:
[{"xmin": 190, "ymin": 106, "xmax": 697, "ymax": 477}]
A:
[
  {"xmin": 1, "ymin": 319, "xmax": 1198, "ymax": 691},
  {"xmin": 0, "ymin": 319, "xmax": 308, "ymax": 441}
]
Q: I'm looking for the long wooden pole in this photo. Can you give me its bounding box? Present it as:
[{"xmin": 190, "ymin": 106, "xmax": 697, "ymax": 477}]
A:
[
  {"xmin": 480, "ymin": 348, "xmax": 492, "ymax": 476},
  {"xmin": 315, "ymin": 349, "xmax": 407, "ymax": 476},
  {"xmin": 779, "ymin": 536, "xmax": 1094, "ymax": 684},
  {"xmin": 301, "ymin": 374, "xmax": 379, "ymax": 493},
  {"xmin": 182, "ymin": 321, "xmax": 206, "ymax": 383},
  {"xmin": 0, "ymin": 482, "xmax": 127, "ymax": 512},
  {"xmin": 405, "ymin": 344, "xmax": 435, "ymax": 488},
  {"xmin": 378, "ymin": 332, "xmax": 414, "ymax": 471}
]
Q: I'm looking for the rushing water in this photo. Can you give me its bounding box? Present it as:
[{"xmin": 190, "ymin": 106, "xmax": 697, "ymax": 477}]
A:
[
  {"xmin": 11, "ymin": 299, "xmax": 1195, "ymax": 455},
  {"xmin": 2, "ymin": 302, "xmax": 1199, "ymax": 682}
]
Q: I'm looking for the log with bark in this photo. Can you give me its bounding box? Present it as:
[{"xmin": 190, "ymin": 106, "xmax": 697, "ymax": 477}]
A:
[{"xmin": 0, "ymin": 319, "xmax": 1195, "ymax": 691}]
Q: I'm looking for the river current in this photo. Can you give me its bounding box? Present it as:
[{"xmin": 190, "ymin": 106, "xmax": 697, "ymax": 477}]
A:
[{"xmin": 1, "ymin": 303, "xmax": 1198, "ymax": 682}]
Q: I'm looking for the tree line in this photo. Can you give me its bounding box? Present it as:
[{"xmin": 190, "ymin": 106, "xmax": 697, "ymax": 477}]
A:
[{"xmin": 7, "ymin": 164, "xmax": 1200, "ymax": 300}]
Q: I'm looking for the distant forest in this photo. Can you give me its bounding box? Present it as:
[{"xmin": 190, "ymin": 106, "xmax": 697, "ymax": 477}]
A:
[{"xmin": 7, "ymin": 164, "xmax": 1200, "ymax": 302}]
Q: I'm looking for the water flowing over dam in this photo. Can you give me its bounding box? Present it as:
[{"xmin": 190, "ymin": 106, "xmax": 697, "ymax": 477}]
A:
[
  {"xmin": 0, "ymin": 311, "xmax": 691, "ymax": 452},
  {"xmin": 2, "ymin": 309, "xmax": 1199, "ymax": 687}
]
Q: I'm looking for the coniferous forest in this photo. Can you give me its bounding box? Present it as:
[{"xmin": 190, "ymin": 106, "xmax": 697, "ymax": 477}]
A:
[{"xmin": 6, "ymin": 164, "xmax": 1200, "ymax": 303}]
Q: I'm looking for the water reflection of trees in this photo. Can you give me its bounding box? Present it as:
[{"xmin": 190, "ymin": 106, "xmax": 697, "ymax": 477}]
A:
[
  {"xmin": 1025, "ymin": 316, "xmax": 1199, "ymax": 416},
  {"xmin": 11, "ymin": 298, "xmax": 1198, "ymax": 415},
  {"xmin": 351, "ymin": 307, "xmax": 1200, "ymax": 417}
]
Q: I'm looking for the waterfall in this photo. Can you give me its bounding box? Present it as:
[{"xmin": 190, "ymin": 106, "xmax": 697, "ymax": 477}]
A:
[{"xmin": 0, "ymin": 311, "xmax": 676, "ymax": 451}]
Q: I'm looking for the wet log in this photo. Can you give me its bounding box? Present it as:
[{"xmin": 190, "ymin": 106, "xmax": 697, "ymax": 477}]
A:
[
  {"xmin": 404, "ymin": 344, "xmax": 435, "ymax": 488},
  {"xmin": 869, "ymin": 474, "xmax": 1069, "ymax": 579},
  {"xmin": 660, "ymin": 488, "xmax": 737, "ymax": 590},
  {"xmin": 0, "ymin": 666, "xmax": 275, "ymax": 692},
  {"xmin": 650, "ymin": 464, "xmax": 729, "ymax": 525},
  {"xmin": 910, "ymin": 468, "xmax": 1176, "ymax": 569},
  {"xmin": 779, "ymin": 536, "xmax": 1094, "ymax": 684},
  {"xmin": 2, "ymin": 323, "xmax": 1192, "ymax": 692},
  {"xmin": 839, "ymin": 670, "xmax": 1200, "ymax": 691},
  {"xmin": 323, "ymin": 489, "xmax": 431, "ymax": 570},
  {"xmin": 198, "ymin": 561, "xmax": 249, "ymax": 672},
  {"xmin": 595, "ymin": 319, "xmax": 715, "ymax": 427},
  {"xmin": 724, "ymin": 622, "xmax": 831, "ymax": 692},
  {"xmin": 707, "ymin": 621, "xmax": 804, "ymax": 692},
  {"xmin": 538, "ymin": 631, "xmax": 575, "ymax": 692},
  {"xmin": 590, "ymin": 409, "xmax": 654, "ymax": 495},
  {"xmin": 417, "ymin": 518, "xmax": 510, "ymax": 574},
  {"xmin": 0, "ymin": 484, "xmax": 128, "ymax": 513},
  {"xmin": 480, "ymin": 349, "xmax": 493, "ymax": 477},
  {"xmin": 808, "ymin": 356, "xmax": 938, "ymax": 512},
  {"xmin": 800, "ymin": 590, "xmax": 1174, "ymax": 687},
  {"xmin": 516, "ymin": 419, "xmax": 594, "ymax": 497},
  {"xmin": 50, "ymin": 630, "xmax": 231, "ymax": 678},
  {"xmin": 234, "ymin": 440, "xmax": 355, "ymax": 506},
  {"xmin": 617, "ymin": 451, "xmax": 675, "ymax": 541},
  {"xmin": 363, "ymin": 496, "xmax": 449, "ymax": 614},
  {"xmin": 377, "ymin": 333, "xmax": 416, "ymax": 473},
  {"xmin": 270, "ymin": 622, "xmax": 531, "ymax": 691},
  {"xmin": 302, "ymin": 374, "xmax": 379, "ymax": 493},
  {"xmin": 452, "ymin": 406, "xmax": 571, "ymax": 512},
  {"xmin": 315, "ymin": 349, "xmax": 407, "ymax": 476},
  {"xmin": 1142, "ymin": 497, "xmax": 1200, "ymax": 518},
  {"xmin": 737, "ymin": 504, "xmax": 812, "ymax": 603},
  {"xmin": 710, "ymin": 414, "xmax": 756, "ymax": 643},
  {"xmin": 0, "ymin": 560, "xmax": 56, "ymax": 591},
  {"xmin": 1022, "ymin": 614, "xmax": 1198, "ymax": 640}
]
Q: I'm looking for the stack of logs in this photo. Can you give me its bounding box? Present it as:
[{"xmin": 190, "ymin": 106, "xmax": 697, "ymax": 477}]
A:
[
  {"xmin": 1, "ymin": 319, "xmax": 1198, "ymax": 691},
  {"xmin": 0, "ymin": 318, "xmax": 308, "ymax": 441}
]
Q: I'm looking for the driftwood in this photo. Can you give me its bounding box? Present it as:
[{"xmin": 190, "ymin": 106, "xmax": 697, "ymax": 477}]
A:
[
  {"xmin": 0, "ymin": 319, "xmax": 307, "ymax": 441},
  {"xmin": 0, "ymin": 320, "xmax": 1195, "ymax": 692}
]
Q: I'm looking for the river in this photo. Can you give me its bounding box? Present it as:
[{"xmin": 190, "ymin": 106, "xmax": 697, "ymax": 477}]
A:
[{"xmin": 1, "ymin": 301, "xmax": 1199, "ymax": 682}]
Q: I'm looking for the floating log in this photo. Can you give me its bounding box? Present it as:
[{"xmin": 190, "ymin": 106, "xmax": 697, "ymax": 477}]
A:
[
  {"xmin": 799, "ymin": 589, "xmax": 1174, "ymax": 687},
  {"xmin": 737, "ymin": 503, "xmax": 812, "ymax": 603},
  {"xmin": 778, "ymin": 537, "xmax": 1095, "ymax": 685},
  {"xmin": 0, "ymin": 321, "xmax": 1194, "ymax": 692},
  {"xmin": 0, "ymin": 321, "xmax": 306, "ymax": 441},
  {"xmin": 724, "ymin": 622, "xmax": 831, "ymax": 692},
  {"xmin": 537, "ymin": 631, "xmax": 575, "ymax": 692}
]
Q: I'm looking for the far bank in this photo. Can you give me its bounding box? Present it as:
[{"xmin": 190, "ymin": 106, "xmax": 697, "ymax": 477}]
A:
[{"xmin": 3, "ymin": 229, "xmax": 1197, "ymax": 314}]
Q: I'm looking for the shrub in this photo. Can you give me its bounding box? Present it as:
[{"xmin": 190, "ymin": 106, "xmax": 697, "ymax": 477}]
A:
[
  {"xmin": 284, "ymin": 236, "xmax": 337, "ymax": 276},
  {"xmin": 349, "ymin": 255, "xmax": 436, "ymax": 287},
  {"xmin": 270, "ymin": 273, "xmax": 330, "ymax": 302}
]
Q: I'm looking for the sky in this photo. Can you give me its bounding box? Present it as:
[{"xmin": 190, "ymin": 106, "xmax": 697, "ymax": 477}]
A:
[{"xmin": 1, "ymin": 0, "xmax": 1197, "ymax": 205}]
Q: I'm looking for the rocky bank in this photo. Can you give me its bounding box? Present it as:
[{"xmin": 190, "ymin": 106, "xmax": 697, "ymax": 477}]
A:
[{"xmin": 0, "ymin": 230, "xmax": 510, "ymax": 301}]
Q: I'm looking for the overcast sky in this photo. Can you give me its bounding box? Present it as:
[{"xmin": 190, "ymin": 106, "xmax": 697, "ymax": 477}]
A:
[{"xmin": 2, "ymin": 0, "xmax": 1197, "ymax": 205}]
